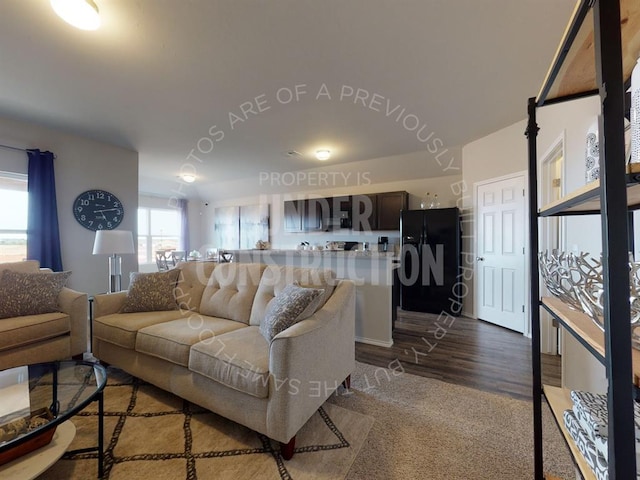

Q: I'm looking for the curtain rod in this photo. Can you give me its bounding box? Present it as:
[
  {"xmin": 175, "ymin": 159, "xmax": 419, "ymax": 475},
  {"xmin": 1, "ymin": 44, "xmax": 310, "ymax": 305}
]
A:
[
  {"xmin": 0, "ymin": 143, "xmax": 27, "ymax": 153},
  {"xmin": 0, "ymin": 144, "xmax": 56, "ymax": 159}
]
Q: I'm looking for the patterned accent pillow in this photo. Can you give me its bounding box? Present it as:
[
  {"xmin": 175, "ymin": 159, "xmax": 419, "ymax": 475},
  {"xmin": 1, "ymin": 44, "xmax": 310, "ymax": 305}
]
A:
[
  {"xmin": 121, "ymin": 270, "xmax": 181, "ymax": 313},
  {"xmin": 0, "ymin": 270, "xmax": 71, "ymax": 319},
  {"xmin": 259, "ymin": 283, "xmax": 324, "ymax": 342}
]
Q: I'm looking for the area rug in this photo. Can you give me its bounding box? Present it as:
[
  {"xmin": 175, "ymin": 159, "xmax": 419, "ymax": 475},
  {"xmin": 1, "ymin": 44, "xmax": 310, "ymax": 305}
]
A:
[
  {"xmin": 329, "ymin": 362, "xmax": 575, "ymax": 480},
  {"xmin": 38, "ymin": 362, "xmax": 574, "ymax": 480},
  {"xmin": 38, "ymin": 368, "xmax": 374, "ymax": 480}
]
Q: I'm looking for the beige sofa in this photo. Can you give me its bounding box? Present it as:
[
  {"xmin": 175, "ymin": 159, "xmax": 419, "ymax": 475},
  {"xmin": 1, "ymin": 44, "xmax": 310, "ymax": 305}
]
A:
[
  {"xmin": 92, "ymin": 262, "xmax": 355, "ymax": 459},
  {"xmin": 0, "ymin": 260, "xmax": 88, "ymax": 370}
]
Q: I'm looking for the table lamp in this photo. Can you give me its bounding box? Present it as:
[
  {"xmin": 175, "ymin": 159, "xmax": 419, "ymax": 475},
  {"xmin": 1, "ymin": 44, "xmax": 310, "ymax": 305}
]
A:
[{"xmin": 92, "ymin": 230, "xmax": 135, "ymax": 293}]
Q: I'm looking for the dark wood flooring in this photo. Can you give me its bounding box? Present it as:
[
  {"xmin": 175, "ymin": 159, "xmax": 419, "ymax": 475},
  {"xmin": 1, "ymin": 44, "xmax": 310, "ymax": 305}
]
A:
[{"xmin": 355, "ymin": 309, "xmax": 561, "ymax": 401}]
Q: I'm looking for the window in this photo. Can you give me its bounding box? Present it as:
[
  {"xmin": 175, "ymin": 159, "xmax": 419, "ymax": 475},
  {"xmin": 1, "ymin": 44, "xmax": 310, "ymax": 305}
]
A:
[
  {"xmin": 137, "ymin": 207, "xmax": 181, "ymax": 264},
  {"xmin": 0, "ymin": 172, "xmax": 28, "ymax": 263}
]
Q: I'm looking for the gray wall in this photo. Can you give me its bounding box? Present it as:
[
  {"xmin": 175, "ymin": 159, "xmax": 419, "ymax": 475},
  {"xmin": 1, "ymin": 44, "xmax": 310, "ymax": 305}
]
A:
[{"xmin": 0, "ymin": 116, "xmax": 139, "ymax": 295}]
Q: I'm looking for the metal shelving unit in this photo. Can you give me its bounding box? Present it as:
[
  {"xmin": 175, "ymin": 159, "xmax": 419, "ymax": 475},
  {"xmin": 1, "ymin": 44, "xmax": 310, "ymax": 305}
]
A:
[{"xmin": 528, "ymin": 1, "xmax": 640, "ymax": 479}]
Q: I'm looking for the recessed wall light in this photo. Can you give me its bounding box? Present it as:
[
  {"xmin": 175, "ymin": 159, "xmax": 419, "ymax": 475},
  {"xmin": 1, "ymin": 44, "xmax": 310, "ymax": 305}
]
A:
[
  {"xmin": 315, "ymin": 149, "xmax": 331, "ymax": 161},
  {"xmin": 51, "ymin": 0, "xmax": 101, "ymax": 31}
]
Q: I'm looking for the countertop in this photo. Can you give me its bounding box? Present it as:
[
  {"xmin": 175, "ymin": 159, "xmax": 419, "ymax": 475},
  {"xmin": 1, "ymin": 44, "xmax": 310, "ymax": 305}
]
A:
[{"xmin": 229, "ymin": 249, "xmax": 399, "ymax": 260}]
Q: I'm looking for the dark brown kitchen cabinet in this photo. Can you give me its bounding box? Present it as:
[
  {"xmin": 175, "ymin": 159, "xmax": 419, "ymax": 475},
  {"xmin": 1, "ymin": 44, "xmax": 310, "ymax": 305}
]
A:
[
  {"xmin": 285, "ymin": 191, "xmax": 406, "ymax": 232},
  {"xmin": 304, "ymin": 198, "xmax": 327, "ymax": 231},
  {"xmin": 376, "ymin": 191, "xmax": 408, "ymax": 230},
  {"xmin": 352, "ymin": 191, "xmax": 407, "ymax": 231},
  {"xmin": 284, "ymin": 200, "xmax": 304, "ymax": 232},
  {"xmin": 283, "ymin": 199, "xmax": 326, "ymax": 232},
  {"xmin": 351, "ymin": 194, "xmax": 377, "ymax": 231}
]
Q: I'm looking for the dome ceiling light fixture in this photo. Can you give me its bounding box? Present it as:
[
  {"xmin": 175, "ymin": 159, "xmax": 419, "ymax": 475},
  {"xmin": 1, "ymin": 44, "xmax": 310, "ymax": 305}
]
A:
[
  {"xmin": 315, "ymin": 149, "xmax": 331, "ymax": 161},
  {"xmin": 180, "ymin": 173, "xmax": 196, "ymax": 183},
  {"xmin": 51, "ymin": 0, "xmax": 101, "ymax": 31}
]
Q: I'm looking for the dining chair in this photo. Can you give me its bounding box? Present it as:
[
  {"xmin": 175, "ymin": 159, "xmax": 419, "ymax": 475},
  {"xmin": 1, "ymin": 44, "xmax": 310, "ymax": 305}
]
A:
[
  {"xmin": 171, "ymin": 250, "xmax": 186, "ymax": 266},
  {"xmin": 155, "ymin": 251, "xmax": 170, "ymax": 271}
]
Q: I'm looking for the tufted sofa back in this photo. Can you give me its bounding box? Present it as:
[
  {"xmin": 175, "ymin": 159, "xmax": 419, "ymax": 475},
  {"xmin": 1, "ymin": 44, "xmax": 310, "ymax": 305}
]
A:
[
  {"xmin": 174, "ymin": 261, "xmax": 216, "ymax": 312},
  {"xmin": 198, "ymin": 263, "xmax": 266, "ymax": 324}
]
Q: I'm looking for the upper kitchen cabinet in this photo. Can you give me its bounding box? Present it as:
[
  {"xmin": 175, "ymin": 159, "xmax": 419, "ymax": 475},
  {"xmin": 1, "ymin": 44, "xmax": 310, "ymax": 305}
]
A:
[
  {"xmin": 283, "ymin": 198, "xmax": 328, "ymax": 232},
  {"xmin": 304, "ymin": 197, "xmax": 328, "ymax": 231},
  {"xmin": 285, "ymin": 191, "xmax": 407, "ymax": 232},
  {"xmin": 352, "ymin": 194, "xmax": 378, "ymax": 231},
  {"xmin": 283, "ymin": 200, "xmax": 304, "ymax": 232},
  {"xmin": 377, "ymin": 191, "xmax": 408, "ymax": 230},
  {"xmin": 323, "ymin": 196, "xmax": 352, "ymax": 229},
  {"xmin": 352, "ymin": 191, "xmax": 408, "ymax": 231}
]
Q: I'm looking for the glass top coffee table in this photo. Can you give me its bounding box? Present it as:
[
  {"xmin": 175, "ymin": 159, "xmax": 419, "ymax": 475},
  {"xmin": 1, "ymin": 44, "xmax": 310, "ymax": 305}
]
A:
[{"xmin": 0, "ymin": 361, "xmax": 107, "ymax": 479}]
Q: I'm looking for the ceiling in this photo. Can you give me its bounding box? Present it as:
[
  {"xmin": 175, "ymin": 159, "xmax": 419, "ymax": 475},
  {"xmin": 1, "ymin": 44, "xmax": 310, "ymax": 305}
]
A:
[{"xmin": 0, "ymin": 0, "xmax": 576, "ymax": 198}]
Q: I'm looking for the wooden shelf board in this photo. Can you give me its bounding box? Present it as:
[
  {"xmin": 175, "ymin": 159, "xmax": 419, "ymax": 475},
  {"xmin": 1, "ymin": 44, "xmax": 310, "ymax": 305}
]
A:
[
  {"xmin": 542, "ymin": 297, "xmax": 640, "ymax": 386},
  {"xmin": 542, "ymin": 297, "xmax": 605, "ymax": 357},
  {"xmin": 538, "ymin": 0, "xmax": 640, "ymax": 104},
  {"xmin": 539, "ymin": 168, "xmax": 640, "ymax": 216},
  {"xmin": 543, "ymin": 385, "xmax": 596, "ymax": 480},
  {"xmin": 539, "ymin": 180, "xmax": 599, "ymax": 215}
]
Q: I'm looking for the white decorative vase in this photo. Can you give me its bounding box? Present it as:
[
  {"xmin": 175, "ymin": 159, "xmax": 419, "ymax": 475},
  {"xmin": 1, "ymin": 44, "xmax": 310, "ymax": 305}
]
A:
[
  {"xmin": 585, "ymin": 119, "xmax": 600, "ymax": 183},
  {"xmin": 631, "ymin": 57, "xmax": 640, "ymax": 164}
]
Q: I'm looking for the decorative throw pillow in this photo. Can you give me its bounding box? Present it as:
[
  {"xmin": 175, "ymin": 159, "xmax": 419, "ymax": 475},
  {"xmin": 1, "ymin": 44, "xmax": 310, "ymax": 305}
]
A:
[
  {"xmin": 260, "ymin": 283, "xmax": 324, "ymax": 342},
  {"xmin": 120, "ymin": 270, "xmax": 181, "ymax": 313},
  {"xmin": 0, "ymin": 270, "xmax": 71, "ymax": 319}
]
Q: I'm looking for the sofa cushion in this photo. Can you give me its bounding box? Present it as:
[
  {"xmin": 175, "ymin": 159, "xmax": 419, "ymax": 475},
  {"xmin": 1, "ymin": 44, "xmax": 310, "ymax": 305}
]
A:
[
  {"xmin": 259, "ymin": 284, "xmax": 324, "ymax": 342},
  {"xmin": 136, "ymin": 315, "xmax": 246, "ymax": 366},
  {"xmin": 198, "ymin": 263, "xmax": 265, "ymax": 324},
  {"xmin": 249, "ymin": 266, "xmax": 336, "ymax": 326},
  {"xmin": 0, "ymin": 270, "xmax": 71, "ymax": 319},
  {"xmin": 174, "ymin": 261, "xmax": 216, "ymax": 312},
  {"xmin": 121, "ymin": 270, "xmax": 181, "ymax": 313},
  {"xmin": 0, "ymin": 312, "xmax": 70, "ymax": 352},
  {"xmin": 189, "ymin": 326, "xmax": 270, "ymax": 398},
  {"xmin": 0, "ymin": 260, "xmax": 40, "ymax": 275},
  {"xmin": 93, "ymin": 310, "xmax": 184, "ymax": 349}
]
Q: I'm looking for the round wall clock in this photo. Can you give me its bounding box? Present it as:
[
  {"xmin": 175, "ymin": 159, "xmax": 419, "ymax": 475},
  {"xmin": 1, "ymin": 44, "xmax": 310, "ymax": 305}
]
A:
[{"xmin": 73, "ymin": 189, "xmax": 124, "ymax": 231}]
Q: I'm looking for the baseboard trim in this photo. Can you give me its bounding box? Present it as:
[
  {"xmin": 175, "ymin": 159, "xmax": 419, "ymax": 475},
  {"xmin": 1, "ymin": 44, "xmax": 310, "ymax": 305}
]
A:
[{"xmin": 355, "ymin": 336, "xmax": 393, "ymax": 348}]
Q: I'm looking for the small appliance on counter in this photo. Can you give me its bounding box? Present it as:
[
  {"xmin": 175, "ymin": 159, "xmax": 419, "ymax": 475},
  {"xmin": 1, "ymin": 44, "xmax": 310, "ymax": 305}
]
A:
[
  {"xmin": 378, "ymin": 236, "xmax": 389, "ymax": 252},
  {"xmin": 343, "ymin": 241, "xmax": 359, "ymax": 251}
]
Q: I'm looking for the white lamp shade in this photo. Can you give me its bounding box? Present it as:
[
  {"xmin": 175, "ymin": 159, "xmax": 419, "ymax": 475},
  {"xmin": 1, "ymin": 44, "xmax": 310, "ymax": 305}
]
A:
[{"xmin": 93, "ymin": 230, "xmax": 135, "ymax": 255}]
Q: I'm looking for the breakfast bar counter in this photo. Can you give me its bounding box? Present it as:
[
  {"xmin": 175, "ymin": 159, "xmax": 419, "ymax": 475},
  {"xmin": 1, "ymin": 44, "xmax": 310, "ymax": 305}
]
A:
[{"xmin": 230, "ymin": 249, "xmax": 398, "ymax": 347}]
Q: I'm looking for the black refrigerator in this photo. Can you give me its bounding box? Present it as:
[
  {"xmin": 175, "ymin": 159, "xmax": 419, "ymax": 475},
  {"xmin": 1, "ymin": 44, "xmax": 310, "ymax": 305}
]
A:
[{"xmin": 400, "ymin": 207, "xmax": 461, "ymax": 315}]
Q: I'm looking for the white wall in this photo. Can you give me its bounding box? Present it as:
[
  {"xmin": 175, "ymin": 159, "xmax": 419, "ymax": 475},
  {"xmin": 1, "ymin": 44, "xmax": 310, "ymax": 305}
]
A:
[
  {"xmin": 462, "ymin": 95, "xmax": 606, "ymax": 393},
  {"xmin": 0, "ymin": 116, "xmax": 139, "ymax": 296}
]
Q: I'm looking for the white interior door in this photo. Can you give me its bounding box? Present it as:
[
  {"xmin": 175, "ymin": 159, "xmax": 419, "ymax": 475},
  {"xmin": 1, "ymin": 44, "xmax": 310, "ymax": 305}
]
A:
[{"xmin": 475, "ymin": 175, "xmax": 526, "ymax": 333}]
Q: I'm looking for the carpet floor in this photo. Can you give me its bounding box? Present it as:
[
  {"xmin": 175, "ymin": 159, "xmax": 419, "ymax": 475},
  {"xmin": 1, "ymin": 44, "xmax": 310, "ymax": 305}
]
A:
[
  {"xmin": 329, "ymin": 362, "xmax": 574, "ymax": 479},
  {"xmin": 37, "ymin": 362, "xmax": 574, "ymax": 479}
]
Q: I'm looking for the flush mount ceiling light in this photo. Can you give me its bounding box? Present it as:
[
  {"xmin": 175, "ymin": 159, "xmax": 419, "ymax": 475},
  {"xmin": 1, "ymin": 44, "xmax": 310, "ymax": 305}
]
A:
[
  {"xmin": 51, "ymin": 0, "xmax": 101, "ymax": 31},
  {"xmin": 315, "ymin": 149, "xmax": 331, "ymax": 161},
  {"xmin": 180, "ymin": 173, "xmax": 196, "ymax": 183}
]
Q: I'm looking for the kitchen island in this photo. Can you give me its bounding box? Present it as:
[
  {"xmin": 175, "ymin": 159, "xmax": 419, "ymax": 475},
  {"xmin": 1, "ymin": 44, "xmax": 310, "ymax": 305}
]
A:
[{"xmin": 230, "ymin": 249, "xmax": 398, "ymax": 347}]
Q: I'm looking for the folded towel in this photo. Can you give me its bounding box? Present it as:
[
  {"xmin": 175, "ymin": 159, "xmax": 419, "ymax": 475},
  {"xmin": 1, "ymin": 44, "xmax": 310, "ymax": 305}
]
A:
[
  {"xmin": 563, "ymin": 409, "xmax": 609, "ymax": 480},
  {"xmin": 587, "ymin": 419, "xmax": 640, "ymax": 468},
  {"xmin": 570, "ymin": 390, "xmax": 640, "ymax": 441},
  {"xmin": 571, "ymin": 390, "xmax": 609, "ymax": 440},
  {"xmin": 566, "ymin": 406, "xmax": 640, "ymax": 477}
]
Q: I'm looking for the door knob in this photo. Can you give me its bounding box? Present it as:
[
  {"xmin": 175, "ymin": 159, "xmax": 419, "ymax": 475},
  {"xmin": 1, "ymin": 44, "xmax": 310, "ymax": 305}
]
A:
[{"xmin": 476, "ymin": 257, "xmax": 485, "ymax": 261}]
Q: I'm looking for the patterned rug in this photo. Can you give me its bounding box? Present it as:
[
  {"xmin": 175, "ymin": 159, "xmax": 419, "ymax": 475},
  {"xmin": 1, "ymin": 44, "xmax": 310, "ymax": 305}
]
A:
[{"xmin": 38, "ymin": 368, "xmax": 374, "ymax": 480}]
